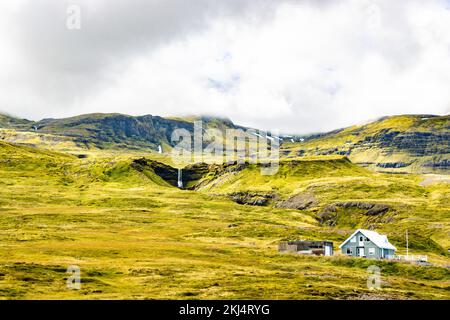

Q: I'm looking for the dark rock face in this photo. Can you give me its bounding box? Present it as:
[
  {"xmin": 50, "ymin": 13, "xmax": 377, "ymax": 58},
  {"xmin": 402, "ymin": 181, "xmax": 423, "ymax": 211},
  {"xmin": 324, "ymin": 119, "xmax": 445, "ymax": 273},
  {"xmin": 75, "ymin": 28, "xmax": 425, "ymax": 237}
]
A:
[
  {"xmin": 358, "ymin": 130, "xmax": 450, "ymax": 156},
  {"xmin": 30, "ymin": 113, "xmax": 247, "ymax": 150},
  {"xmin": 337, "ymin": 150, "xmax": 351, "ymax": 156},
  {"xmin": 35, "ymin": 114, "xmax": 195, "ymax": 149},
  {"xmin": 133, "ymin": 158, "xmax": 206, "ymax": 188},
  {"xmin": 131, "ymin": 158, "xmax": 250, "ymax": 189},
  {"xmin": 357, "ymin": 162, "xmax": 375, "ymax": 167},
  {"xmin": 95, "ymin": 115, "xmax": 193, "ymax": 145},
  {"xmin": 376, "ymin": 162, "xmax": 410, "ymax": 168},
  {"xmin": 423, "ymin": 159, "xmax": 450, "ymax": 168},
  {"xmin": 275, "ymin": 192, "xmax": 318, "ymax": 210},
  {"xmin": 314, "ymin": 147, "xmax": 351, "ymax": 156},
  {"xmin": 229, "ymin": 191, "xmax": 276, "ymax": 206},
  {"xmin": 182, "ymin": 163, "xmax": 211, "ymax": 182},
  {"xmin": 131, "ymin": 158, "xmax": 179, "ymax": 186},
  {"xmin": 318, "ymin": 202, "xmax": 390, "ymax": 226},
  {"xmin": 183, "ymin": 161, "xmax": 248, "ymax": 189}
]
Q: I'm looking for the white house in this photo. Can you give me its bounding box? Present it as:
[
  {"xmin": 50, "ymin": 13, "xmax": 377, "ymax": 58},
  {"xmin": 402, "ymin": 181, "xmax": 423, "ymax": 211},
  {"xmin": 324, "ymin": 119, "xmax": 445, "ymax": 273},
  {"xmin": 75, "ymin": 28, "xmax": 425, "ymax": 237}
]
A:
[{"xmin": 339, "ymin": 229, "xmax": 397, "ymax": 259}]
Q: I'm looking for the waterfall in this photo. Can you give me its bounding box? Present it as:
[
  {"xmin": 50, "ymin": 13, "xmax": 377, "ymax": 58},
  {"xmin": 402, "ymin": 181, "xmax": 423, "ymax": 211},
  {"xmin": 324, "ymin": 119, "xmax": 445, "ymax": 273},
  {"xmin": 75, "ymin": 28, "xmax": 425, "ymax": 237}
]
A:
[
  {"xmin": 177, "ymin": 168, "xmax": 183, "ymax": 188},
  {"xmin": 158, "ymin": 145, "xmax": 162, "ymax": 153}
]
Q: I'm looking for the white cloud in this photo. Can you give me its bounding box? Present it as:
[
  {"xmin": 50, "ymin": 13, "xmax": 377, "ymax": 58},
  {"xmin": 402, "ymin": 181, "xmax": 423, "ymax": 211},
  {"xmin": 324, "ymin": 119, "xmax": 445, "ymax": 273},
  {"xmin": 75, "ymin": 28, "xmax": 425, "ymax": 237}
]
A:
[{"xmin": 0, "ymin": 0, "xmax": 449, "ymax": 133}]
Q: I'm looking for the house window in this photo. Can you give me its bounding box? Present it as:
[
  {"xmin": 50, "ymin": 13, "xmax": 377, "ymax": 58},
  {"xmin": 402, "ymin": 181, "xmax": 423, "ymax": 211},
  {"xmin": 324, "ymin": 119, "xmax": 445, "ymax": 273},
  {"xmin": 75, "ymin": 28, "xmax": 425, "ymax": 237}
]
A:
[
  {"xmin": 369, "ymin": 248, "xmax": 375, "ymax": 255},
  {"xmin": 346, "ymin": 248, "xmax": 352, "ymax": 255},
  {"xmin": 359, "ymin": 236, "xmax": 363, "ymax": 242},
  {"xmin": 365, "ymin": 237, "xmax": 369, "ymax": 242}
]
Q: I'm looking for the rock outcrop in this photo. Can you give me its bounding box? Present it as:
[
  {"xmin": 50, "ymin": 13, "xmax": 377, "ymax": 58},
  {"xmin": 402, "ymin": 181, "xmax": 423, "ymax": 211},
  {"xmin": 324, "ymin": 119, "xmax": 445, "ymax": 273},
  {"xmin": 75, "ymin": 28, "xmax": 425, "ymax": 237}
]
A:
[
  {"xmin": 229, "ymin": 191, "xmax": 276, "ymax": 206},
  {"xmin": 275, "ymin": 192, "xmax": 318, "ymax": 210},
  {"xmin": 376, "ymin": 162, "xmax": 410, "ymax": 168}
]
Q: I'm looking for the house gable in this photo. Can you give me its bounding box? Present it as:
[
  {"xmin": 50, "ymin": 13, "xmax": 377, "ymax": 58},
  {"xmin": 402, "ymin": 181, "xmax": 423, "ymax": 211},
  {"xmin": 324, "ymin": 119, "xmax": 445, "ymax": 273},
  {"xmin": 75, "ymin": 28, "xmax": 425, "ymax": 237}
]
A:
[{"xmin": 339, "ymin": 229, "xmax": 396, "ymax": 251}]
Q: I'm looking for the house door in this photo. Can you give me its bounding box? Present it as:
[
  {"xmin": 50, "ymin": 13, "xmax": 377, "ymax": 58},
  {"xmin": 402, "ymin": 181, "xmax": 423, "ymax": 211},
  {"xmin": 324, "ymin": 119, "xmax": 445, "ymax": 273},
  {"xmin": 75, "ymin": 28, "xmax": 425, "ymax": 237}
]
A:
[
  {"xmin": 325, "ymin": 245, "xmax": 331, "ymax": 256},
  {"xmin": 358, "ymin": 248, "xmax": 364, "ymax": 257}
]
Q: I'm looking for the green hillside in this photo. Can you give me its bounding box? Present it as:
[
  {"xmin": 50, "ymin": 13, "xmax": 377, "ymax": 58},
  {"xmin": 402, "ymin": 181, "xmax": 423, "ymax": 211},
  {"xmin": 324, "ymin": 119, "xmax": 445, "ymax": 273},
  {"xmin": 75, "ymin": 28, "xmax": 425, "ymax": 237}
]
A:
[
  {"xmin": 281, "ymin": 115, "xmax": 450, "ymax": 173},
  {"xmin": 202, "ymin": 159, "xmax": 448, "ymax": 251},
  {"xmin": 0, "ymin": 114, "xmax": 32, "ymax": 129},
  {"xmin": 0, "ymin": 115, "xmax": 449, "ymax": 300},
  {"xmin": 0, "ymin": 113, "xmax": 251, "ymax": 152}
]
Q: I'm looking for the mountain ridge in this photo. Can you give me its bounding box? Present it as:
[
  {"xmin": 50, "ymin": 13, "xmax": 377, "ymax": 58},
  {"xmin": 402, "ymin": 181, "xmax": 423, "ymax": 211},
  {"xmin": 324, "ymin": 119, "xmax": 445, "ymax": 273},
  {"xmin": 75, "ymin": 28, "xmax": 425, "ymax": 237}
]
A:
[
  {"xmin": 0, "ymin": 112, "xmax": 448, "ymax": 173},
  {"xmin": 0, "ymin": 112, "xmax": 250, "ymax": 151},
  {"xmin": 281, "ymin": 114, "xmax": 449, "ymax": 173}
]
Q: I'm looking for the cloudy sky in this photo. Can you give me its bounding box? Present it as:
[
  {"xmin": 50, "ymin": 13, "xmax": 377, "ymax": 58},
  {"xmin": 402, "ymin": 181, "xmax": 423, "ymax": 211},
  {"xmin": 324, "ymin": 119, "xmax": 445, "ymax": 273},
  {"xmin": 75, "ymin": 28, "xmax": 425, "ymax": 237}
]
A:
[{"xmin": 1, "ymin": 0, "xmax": 450, "ymax": 133}]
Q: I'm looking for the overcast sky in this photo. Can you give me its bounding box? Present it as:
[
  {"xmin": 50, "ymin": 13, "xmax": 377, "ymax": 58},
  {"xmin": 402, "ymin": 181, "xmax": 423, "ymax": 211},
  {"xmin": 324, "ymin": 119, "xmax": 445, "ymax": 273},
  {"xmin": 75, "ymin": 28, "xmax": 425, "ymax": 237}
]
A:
[{"xmin": 0, "ymin": 0, "xmax": 449, "ymax": 133}]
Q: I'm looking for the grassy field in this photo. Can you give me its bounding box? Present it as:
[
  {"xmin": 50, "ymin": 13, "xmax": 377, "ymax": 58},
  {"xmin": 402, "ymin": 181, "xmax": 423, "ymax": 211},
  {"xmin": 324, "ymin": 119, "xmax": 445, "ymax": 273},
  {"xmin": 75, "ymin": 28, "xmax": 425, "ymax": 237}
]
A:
[{"xmin": 0, "ymin": 141, "xmax": 449, "ymax": 299}]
